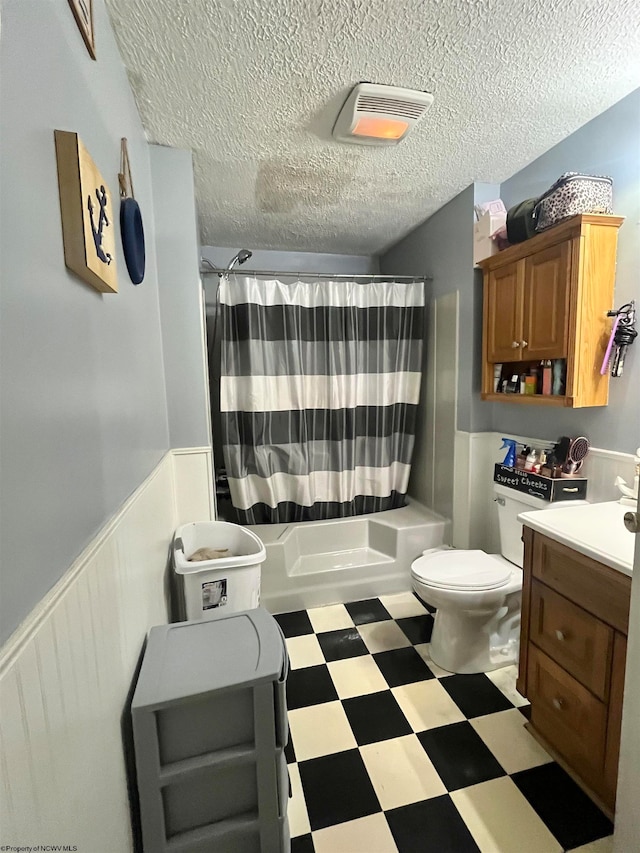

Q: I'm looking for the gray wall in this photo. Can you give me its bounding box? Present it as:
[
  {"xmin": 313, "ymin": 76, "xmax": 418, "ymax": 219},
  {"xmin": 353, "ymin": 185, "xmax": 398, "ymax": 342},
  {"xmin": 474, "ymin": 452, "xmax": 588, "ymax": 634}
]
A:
[
  {"xmin": 200, "ymin": 247, "xmax": 378, "ymax": 276},
  {"xmin": 380, "ymin": 184, "xmax": 494, "ymax": 437},
  {"xmin": 494, "ymin": 89, "xmax": 640, "ymax": 452},
  {"xmin": 0, "ymin": 0, "xmax": 169, "ymax": 643},
  {"xmin": 151, "ymin": 146, "xmax": 211, "ymax": 449}
]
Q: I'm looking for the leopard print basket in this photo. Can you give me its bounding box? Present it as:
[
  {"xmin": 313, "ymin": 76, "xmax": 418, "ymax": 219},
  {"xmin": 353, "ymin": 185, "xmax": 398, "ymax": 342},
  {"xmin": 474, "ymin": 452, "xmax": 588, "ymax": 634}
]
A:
[{"xmin": 534, "ymin": 172, "xmax": 613, "ymax": 232}]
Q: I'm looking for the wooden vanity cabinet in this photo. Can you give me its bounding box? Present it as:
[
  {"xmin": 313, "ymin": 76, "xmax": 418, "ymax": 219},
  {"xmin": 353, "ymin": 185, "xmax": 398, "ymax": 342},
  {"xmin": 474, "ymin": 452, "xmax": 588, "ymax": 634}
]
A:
[
  {"xmin": 518, "ymin": 528, "xmax": 631, "ymax": 817},
  {"xmin": 479, "ymin": 214, "xmax": 623, "ymax": 407}
]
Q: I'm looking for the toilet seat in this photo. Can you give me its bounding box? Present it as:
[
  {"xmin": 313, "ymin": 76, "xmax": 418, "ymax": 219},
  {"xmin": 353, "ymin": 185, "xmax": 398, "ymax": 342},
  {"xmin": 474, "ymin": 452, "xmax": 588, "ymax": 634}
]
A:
[{"xmin": 411, "ymin": 549, "xmax": 512, "ymax": 591}]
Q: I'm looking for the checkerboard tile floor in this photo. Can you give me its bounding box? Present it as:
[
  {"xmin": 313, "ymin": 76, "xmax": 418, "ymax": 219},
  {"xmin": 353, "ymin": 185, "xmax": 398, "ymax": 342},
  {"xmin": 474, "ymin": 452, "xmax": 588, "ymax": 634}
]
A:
[{"xmin": 274, "ymin": 593, "xmax": 614, "ymax": 853}]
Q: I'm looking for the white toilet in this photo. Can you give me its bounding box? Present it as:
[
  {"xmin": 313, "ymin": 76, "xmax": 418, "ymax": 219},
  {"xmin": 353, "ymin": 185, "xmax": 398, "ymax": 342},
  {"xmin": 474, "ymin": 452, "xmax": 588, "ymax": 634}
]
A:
[{"xmin": 411, "ymin": 484, "xmax": 582, "ymax": 674}]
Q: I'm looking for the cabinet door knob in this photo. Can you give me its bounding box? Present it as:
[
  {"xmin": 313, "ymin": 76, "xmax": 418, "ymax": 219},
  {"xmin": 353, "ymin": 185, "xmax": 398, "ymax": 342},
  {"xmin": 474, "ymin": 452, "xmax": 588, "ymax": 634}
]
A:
[
  {"xmin": 521, "ymin": 340, "xmax": 528, "ymax": 348},
  {"xmin": 511, "ymin": 341, "xmax": 520, "ymax": 348},
  {"xmin": 552, "ymin": 697, "xmax": 565, "ymax": 711},
  {"xmin": 555, "ymin": 629, "xmax": 567, "ymax": 642}
]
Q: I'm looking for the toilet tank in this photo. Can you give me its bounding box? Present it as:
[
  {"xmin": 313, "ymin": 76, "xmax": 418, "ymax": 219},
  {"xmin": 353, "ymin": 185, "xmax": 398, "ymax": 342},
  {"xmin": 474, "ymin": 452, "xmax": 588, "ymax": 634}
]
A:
[{"xmin": 493, "ymin": 484, "xmax": 556, "ymax": 567}]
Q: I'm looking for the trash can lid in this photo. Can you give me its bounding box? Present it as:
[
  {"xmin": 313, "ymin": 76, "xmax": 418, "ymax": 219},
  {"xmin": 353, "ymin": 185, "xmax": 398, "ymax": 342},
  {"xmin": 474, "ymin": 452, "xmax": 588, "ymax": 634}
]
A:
[{"xmin": 132, "ymin": 607, "xmax": 285, "ymax": 707}]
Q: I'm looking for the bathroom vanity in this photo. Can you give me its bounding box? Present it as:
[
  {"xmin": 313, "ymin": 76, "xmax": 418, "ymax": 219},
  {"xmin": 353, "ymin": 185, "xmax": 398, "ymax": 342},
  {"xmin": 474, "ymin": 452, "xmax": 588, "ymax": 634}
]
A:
[{"xmin": 517, "ymin": 502, "xmax": 634, "ymax": 818}]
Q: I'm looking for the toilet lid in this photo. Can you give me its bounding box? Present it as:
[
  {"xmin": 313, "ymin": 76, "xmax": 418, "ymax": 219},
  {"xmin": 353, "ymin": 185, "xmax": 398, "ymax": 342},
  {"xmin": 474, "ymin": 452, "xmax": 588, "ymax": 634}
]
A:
[{"xmin": 411, "ymin": 550, "xmax": 512, "ymax": 591}]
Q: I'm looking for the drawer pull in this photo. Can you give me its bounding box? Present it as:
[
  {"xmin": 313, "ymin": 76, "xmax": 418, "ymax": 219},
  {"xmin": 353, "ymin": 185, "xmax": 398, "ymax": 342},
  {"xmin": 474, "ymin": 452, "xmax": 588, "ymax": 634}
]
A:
[
  {"xmin": 555, "ymin": 629, "xmax": 567, "ymax": 642},
  {"xmin": 552, "ymin": 697, "xmax": 565, "ymax": 711}
]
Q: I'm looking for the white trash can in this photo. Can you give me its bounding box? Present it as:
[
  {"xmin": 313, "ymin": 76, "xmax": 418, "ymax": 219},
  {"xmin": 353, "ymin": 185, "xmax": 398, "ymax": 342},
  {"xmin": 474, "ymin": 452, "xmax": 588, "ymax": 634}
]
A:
[{"xmin": 173, "ymin": 521, "xmax": 266, "ymax": 621}]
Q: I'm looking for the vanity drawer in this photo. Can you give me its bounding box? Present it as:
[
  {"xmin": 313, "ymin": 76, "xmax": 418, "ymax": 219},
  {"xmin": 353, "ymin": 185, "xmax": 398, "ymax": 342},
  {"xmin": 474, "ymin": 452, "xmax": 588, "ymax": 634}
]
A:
[
  {"xmin": 530, "ymin": 581, "xmax": 612, "ymax": 699},
  {"xmin": 532, "ymin": 533, "xmax": 630, "ymax": 634},
  {"xmin": 527, "ymin": 645, "xmax": 607, "ymax": 779}
]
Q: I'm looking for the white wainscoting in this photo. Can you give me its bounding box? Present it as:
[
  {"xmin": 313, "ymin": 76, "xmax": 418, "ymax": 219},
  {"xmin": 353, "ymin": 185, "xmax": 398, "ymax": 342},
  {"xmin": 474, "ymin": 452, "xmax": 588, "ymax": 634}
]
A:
[
  {"xmin": 452, "ymin": 431, "xmax": 637, "ymax": 553},
  {"xmin": 0, "ymin": 448, "xmax": 214, "ymax": 852}
]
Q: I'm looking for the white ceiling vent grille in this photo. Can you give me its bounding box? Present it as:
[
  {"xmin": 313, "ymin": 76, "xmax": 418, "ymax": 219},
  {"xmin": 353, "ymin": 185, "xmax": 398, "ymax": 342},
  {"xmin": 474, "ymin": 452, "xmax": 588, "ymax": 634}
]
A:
[{"xmin": 333, "ymin": 83, "xmax": 434, "ymax": 146}]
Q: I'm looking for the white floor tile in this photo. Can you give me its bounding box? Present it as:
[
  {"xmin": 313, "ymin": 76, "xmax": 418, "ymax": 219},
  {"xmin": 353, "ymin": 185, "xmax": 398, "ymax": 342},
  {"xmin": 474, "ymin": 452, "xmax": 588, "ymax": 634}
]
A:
[
  {"xmin": 360, "ymin": 734, "xmax": 446, "ymax": 810},
  {"xmin": 451, "ymin": 776, "xmax": 563, "ymax": 853},
  {"xmin": 485, "ymin": 664, "xmax": 529, "ymax": 707},
  {"xmin": 470, "ymin": 709, "xmax": 552, "ymax": 774},
  {"xmin": 379, "ymin": 591, "xmax": 428, "ymax": 619},
  {"xmin": 327, "ymin": 656, "xmax": 388, "ymax": 699},
  {"xmin": 287, "ymin": 762, "xmax": 310, "ymax": 838},
  {"xmin": 392, "ymin": 680, "xmax": 465, "ymax": 731},
  {"xmin": 358, "ymin": 620, "xmax": 411, "ymax": 654},
  {"xmin": 414, "ymin": 643, "xmax": 454, "ymax": 677},
  {"xmin": 568, "ymin": 837, "xmax": 614, "ymax": 852},
  {"xmin": 286, "ymin": 634, "xmax": 325, "ymax": 670},
  {"xmin": 307, "ymin": 604, "xmax": 354, "ymax": 633},
  {"xmin": 288, "ymin": 701, "xmax": 357, "ymax": 761},
  {"xmin": 312, "ymin": 812, "xmax": 398, "ymax": 853}
]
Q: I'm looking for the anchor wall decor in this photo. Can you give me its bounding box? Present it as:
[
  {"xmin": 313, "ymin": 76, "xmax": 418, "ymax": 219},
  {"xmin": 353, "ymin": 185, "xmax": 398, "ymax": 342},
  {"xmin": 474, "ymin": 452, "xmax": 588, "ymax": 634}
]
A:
[{"xmin": 54, "ymin": 130, "xmax": 118, "ymax": 293}]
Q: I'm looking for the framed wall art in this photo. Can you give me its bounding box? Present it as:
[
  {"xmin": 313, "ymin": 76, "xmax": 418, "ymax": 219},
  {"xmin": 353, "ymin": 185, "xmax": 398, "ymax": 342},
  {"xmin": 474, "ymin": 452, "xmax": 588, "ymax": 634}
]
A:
[
  {"xmin": 54, "ymin": 130, "xmax": 118, "ymax": 293},
  {"xmin": 68, "ymin": 0, "xmax": 96, "ymax": 60}
]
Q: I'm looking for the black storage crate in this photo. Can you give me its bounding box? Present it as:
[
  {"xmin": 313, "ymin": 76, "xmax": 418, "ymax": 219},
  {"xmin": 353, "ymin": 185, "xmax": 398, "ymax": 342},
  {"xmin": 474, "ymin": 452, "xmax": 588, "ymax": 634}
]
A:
[{"xmin": 493, "ymin": 464, "xmax": 588, "ymax": 502}]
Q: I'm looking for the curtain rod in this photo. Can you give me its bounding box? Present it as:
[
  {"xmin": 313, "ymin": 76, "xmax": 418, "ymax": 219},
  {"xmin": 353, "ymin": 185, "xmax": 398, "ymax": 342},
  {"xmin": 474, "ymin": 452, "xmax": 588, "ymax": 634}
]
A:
[{"xmin": 200, "ymin": 268, "xmax": 430, "ymax": 282}]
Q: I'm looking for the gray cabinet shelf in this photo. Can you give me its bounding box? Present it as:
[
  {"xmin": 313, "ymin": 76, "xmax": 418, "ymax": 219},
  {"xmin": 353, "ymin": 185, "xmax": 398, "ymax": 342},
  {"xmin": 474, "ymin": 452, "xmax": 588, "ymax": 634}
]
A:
[{"xmin": 131, "ymin": 607, "xmax": 290, "ymax": 852}]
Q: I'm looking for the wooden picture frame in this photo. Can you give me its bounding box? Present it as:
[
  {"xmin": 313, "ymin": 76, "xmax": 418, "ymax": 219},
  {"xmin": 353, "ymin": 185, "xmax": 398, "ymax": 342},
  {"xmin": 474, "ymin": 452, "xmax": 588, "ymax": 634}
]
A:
[
  {"xmin": 54, "ymin": 131, "xmax": 118, "ymax": 293},
  {"xmin": 67, "ymin": 0, "xmax": 96, "ymax": 60}
]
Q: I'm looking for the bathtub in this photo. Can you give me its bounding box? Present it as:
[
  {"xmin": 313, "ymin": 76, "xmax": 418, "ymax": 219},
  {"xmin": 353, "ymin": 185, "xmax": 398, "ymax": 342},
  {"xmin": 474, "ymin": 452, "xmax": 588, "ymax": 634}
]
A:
[{"xmin": 252, "ymin": 500, "xmax": 447, "ymax": 614}]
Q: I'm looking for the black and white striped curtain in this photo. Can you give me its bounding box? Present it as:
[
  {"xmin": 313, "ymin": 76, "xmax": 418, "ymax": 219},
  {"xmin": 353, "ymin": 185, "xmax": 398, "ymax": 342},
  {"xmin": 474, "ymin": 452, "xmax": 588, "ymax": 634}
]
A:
[{"xmin": 220, "ymin": 275, "xmax": 424, "ymax": 524}]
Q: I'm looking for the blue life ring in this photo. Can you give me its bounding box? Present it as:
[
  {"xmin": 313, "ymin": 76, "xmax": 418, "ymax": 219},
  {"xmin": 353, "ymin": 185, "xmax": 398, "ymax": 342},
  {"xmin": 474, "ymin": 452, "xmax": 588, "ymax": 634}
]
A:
[{"xmin": 120, "ymin": 197, "xmax": 145, "ymax": 284}]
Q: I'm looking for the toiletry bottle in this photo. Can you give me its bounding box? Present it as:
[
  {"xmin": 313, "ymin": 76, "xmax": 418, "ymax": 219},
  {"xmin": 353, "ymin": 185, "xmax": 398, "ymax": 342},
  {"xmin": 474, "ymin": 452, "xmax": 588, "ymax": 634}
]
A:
[
  {"xmin": 520, "ymin": 374, "xmax": 526, "ymax": 394},
  {"xmin": 531, "ymin": 364, "xmax": 540, "ymax": 393},
  {"xmin": 494, "ymin": 364, "xmax": 503, "ymax": 393},
  {"xmin": 533, "ymin": 451, "xmax": 546, "ymax": 474},
  {"xmin": 524, "ymin": 448, "xmax": 538, "ymax": 472},
  {"xmin": 542, "ymin": 361, "xmax": 552, "ymax": 395},
  {"xmin": 552, "ymin": 360, "xmax": 566, "ymax": 395},
  {"xmin": 500, "ymin": 438, "xmax": 517, "ymax": 467},
  {"xmin": 516, "ymin": 446, "xmax": 528, "ymax": 471}
]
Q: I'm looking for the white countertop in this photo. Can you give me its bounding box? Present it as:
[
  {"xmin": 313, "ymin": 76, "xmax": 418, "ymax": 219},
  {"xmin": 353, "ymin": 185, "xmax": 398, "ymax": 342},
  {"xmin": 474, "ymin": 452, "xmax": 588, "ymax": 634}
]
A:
[{"xmin": 518, "ymin": 501, "xmax": 636, "ymax": 577}]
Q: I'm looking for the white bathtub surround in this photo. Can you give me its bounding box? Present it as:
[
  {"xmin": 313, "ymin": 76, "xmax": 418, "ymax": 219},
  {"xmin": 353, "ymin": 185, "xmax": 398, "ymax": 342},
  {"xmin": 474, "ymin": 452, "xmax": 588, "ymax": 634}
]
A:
[
  {"xmin": 452, "ymin": 431, "xmax": 637, "ymax": 554},
  {"xmin": 255, "ymin": 501, "xmax": 446, "ymax": 614},
  {"xmin": 0, "ymin": 448, "xmax": 214, "ymax": 852}
]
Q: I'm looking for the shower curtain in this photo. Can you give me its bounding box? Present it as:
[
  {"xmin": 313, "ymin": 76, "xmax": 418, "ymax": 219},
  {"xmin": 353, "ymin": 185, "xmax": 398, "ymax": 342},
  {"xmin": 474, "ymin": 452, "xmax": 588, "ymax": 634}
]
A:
[{"xmin": 220, "ymin": 275, "xmax": 424, "ymax": 524}]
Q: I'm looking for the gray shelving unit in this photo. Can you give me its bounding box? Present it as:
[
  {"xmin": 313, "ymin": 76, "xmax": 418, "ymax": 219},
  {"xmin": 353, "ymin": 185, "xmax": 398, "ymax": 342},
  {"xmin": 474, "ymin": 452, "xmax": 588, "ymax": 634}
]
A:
[{"xmin": 131, "ymin": 607, "xmax": 290, "ymax": 853}]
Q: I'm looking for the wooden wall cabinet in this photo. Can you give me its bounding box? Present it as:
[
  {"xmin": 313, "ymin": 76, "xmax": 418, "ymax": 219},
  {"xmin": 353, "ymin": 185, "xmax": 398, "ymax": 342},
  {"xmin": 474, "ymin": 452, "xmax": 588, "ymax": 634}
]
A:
[
  {"xmin": 479, "ymin": 214, "xmax": 623, "ymax": 407},
  {"xmin": 518, "ymin": 528, "xmax": 631, "ymax": 817}
]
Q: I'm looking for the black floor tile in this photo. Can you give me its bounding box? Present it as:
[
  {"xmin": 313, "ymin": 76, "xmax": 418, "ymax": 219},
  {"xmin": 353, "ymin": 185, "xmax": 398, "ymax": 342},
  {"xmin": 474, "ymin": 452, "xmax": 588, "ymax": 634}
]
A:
[
  {"xmin": 284, "ymin": 735, "xmax": 296, "ymax": 765},
  {"xmin": 373, "ymin": 646, "xmax": 435, "ymax": 687},
  {"xmin": 519, "ymin": 703, "xmax": 532, "ymax": 721},
  {"xmin": 440, "ymin": 673, "xmax": 514, "ymax": 718},
  {"xmin": 342, "ymin": 690, "xmax": 412, "ymax": 745},
  {"xmin": 386, "ymin": 796, "xmax": 480, "ymax": 853},
  {"xmin": 418, "ymin": 721, "xmax": 506, "ymax": 791},
  {"xmin": 316, "ymin": 627, "xmax": 369, "ymax": 662},
  {"xmin": 396, "ymin": 614, "xmax": 434, "ymax": 645},
  {"xmin": 298, "ymin": 749, "xmax": 381, "ymax": 831},
  {"xmin": 291, "ymin": 834, "xmax": 315, "ymax": 853},
  {"xmin": 286, "ymin": 664, "xmax": 338, "ymax": 710},
  {"xmin": 512, "ymin": 763, "xmax": 613, "ymax": 850},
  {"xmin": 274, "ymin": 609, "xmax": 314, "ymax": 638},
  {"xmin": 345, "ymin": 598, "xmax": 392, "ymax": 625},
  {"xmin": 412, "ymin": 590, "xmax": 436, "ymax": 613}
]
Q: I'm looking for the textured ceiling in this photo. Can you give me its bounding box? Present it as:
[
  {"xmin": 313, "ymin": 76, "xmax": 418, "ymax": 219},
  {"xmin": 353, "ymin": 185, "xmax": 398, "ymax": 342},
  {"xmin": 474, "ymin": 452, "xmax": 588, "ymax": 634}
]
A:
[{"xmin": 106, "ymin": 0, "xmax": 640, "ymax": 255}]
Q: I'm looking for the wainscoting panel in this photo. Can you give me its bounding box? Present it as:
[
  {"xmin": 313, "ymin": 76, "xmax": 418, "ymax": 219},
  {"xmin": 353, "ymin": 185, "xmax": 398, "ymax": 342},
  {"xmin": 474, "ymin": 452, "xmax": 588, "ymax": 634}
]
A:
[{"xmin": 0, "ymin": 448, "xmax": 214, "ymax": 852}]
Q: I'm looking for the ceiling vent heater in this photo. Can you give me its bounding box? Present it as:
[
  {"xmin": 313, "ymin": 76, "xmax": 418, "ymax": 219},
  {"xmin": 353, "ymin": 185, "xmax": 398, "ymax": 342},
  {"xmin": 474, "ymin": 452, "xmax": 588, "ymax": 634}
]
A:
[{"xmin": 332, "ymin": 82, "xmax": 434, "ymax": 146}]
